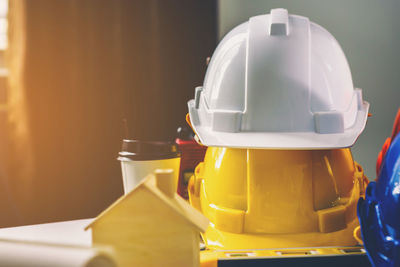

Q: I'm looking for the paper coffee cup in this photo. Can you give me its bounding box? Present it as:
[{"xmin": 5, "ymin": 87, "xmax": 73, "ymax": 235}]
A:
[{"xmin": 117, "ymin": 140, "xmax": 181, "ymax": 194}]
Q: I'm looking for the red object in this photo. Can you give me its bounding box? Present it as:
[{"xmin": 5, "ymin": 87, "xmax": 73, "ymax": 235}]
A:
[
  {"xmin": 175, "ymin": 138, "xmax": 207, "ymax": 199},
  {"xmin": 391, "ymin": 109, "xmax": 400, "ymax": 141},
  {"xmin": 376, "ymin": 137, "xmax": 392, "ymax": 177},
  {"xmin": 376, "ymin": 108, "xmax": 400, "ymax": 177}
]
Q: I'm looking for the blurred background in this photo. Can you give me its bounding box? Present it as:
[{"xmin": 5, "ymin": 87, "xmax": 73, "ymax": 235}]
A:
[{"xmin": 0, "ymin": 0, "xmax": 398, "ymax": 227}]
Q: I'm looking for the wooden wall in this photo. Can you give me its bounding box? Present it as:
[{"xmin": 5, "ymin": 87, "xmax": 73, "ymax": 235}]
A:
[{"xmin": 3, "ymin": 0, "xmax": 216, "ymax": 226}]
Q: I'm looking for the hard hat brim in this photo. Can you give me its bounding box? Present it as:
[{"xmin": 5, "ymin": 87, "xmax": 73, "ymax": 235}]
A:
[
  {"xmin": 201, "ymin": 218, "xmax": 361, "ymax": 250},
  {"xmin": 188, "ymin": 100, "xmax": 369, "ymax": 149}
]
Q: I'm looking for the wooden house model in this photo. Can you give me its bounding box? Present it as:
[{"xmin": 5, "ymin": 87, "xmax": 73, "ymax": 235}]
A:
[{"xmin": 85, "ymin": 169, "xmax": 209, "ymax": 267}]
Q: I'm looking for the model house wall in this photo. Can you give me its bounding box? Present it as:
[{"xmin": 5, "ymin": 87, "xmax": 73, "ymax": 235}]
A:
[{"xmin": 86, "ymin": 170, "xmax": 209, "ymax": 267}]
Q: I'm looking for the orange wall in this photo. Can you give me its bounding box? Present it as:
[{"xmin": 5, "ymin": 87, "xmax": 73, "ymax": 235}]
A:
[{"xmin": 3, "ymin": 0, "xmax": 216, "ymax": 227}]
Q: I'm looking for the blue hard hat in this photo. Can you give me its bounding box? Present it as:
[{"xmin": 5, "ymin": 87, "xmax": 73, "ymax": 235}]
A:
[{"xmin": 358, "ymin": 134, "xmax": 400, "ymax": 267}]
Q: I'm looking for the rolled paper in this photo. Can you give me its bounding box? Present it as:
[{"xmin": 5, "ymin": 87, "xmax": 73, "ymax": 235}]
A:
[{"xmin": 0, "ymin": 240, "xmax": 116, "ymax": 267}]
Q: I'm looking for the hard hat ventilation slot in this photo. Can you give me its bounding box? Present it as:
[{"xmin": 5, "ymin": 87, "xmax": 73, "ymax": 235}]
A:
[
  {"xmin": 355, "ymin": 88, "xmax": 364, "ymax": 110},
  {"xmin": 194, "ymin": 86, "xmax": 203, "ymax": 109},
  {"xmin": 269, "ymin": 8, "xmax": 289, "ymax": 36},
  {"xmin": 212, "ymin": 111, "xmax": 242, "ymax": 132},
  {"xmin": 314, "ymin": 111, "xmax": 345, "ymax": 134},
  {"xmin": 188, "ymin": 104, "xmax": 200, "ymax": 126}
]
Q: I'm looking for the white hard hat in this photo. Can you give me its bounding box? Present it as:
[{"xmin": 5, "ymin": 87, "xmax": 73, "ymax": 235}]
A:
[{"xmin": 188, "ymin": 8, "xmax": 369, "ymax": 149}]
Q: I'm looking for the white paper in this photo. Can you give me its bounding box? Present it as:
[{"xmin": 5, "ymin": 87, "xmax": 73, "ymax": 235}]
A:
[{"xmin": 0, "ymin": 219, "xmax": 93, "ymax": 247}]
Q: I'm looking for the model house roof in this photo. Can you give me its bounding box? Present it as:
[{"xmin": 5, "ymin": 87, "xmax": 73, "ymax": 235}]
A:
[{"xmin": 85, "ymin": 169, "xmax": 209, "ymax": 232}]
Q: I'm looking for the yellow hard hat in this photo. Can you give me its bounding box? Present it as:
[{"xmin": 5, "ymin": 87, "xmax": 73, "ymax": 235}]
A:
[{"xmin": 188, "ymin": 147, "xmax": 368, "ymax": 250}]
